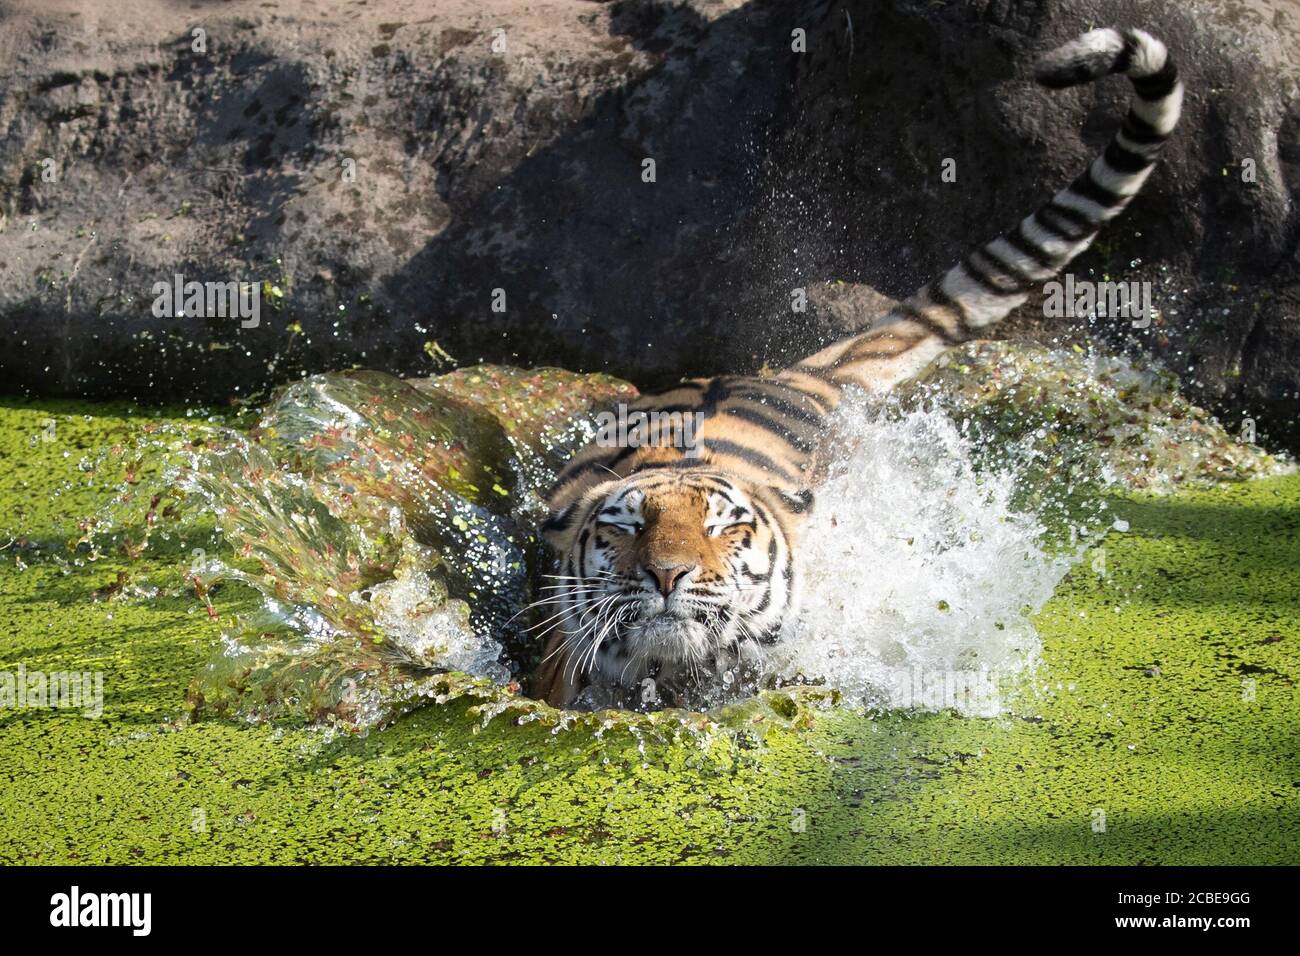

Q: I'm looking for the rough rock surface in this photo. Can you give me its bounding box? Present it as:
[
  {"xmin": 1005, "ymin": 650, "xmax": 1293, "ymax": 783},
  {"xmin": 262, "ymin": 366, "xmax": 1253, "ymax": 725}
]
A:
[
  {"xmin": 1, "ymin": 0, "xmax": 1297, "ymax": 445},
  {"xmin": 739, "ymin": 0, "xmax": 1300, "ymax": 449}
]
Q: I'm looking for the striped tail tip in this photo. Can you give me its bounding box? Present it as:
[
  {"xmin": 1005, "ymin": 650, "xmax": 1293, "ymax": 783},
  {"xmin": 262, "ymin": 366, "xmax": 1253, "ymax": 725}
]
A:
[
  {"xmin": 1035, "ymin": 27, "xmax": 1174, "ymax": 90},
  {"xmin": 786, "ymin": 25, "xmax": 1184, "ymax": 398}
]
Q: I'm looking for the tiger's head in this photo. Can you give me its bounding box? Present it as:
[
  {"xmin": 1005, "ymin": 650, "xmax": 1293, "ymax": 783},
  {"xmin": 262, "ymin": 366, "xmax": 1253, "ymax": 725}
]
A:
[{"xmin": 534, "ymin": 469, "xmax": 807, "ymax": 709}]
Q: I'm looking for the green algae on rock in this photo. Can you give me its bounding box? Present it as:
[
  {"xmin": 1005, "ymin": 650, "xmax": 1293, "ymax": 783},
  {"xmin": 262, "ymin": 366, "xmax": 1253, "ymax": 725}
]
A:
[
  {"xmin": 412, "ymin": 365, "xmax": 640, "ymax": 506},
  {"xmin": 179, "ymin": 367, "xmax": 638, "ymax": 731},
  {"xmin": 898, "ymin": 341, "xmax": 1290, "ymax": 494}
]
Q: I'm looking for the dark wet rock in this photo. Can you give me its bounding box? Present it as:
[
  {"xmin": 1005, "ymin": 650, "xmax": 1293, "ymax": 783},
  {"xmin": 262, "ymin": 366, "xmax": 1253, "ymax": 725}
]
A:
[
  {"xmin": 1, "ymin": 0, "xmax": 1298, "ymax": 447},
  {"xmin": 734, "ymin": 0, "xmax": 1300, "ymax": 450}
]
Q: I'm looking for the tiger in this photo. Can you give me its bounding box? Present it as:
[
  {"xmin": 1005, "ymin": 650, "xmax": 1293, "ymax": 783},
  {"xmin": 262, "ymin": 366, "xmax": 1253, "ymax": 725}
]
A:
[{"xmin": 531, "ymin": 26, "xmax": 1183, "ymax": 709}]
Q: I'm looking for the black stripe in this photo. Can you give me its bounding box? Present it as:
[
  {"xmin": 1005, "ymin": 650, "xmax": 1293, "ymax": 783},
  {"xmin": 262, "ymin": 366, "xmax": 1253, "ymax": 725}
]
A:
[
  {"xmin": 702, "ymin": 438, "xmax": 794, "ymax": 480},
  {"xmin": 887, "ymin": 302, "xmax": 957, "ymax": 345},
  {"xmin": 925, "ymin": 284, "xmax": 973, "ymax": 340},
  {"xmin": 976, "ymin": 244, "xmax": 1036, "ymax": 288},
  {"xmin": 628, "ymin": 401, "xmax": 698, "ymax": 415},
  {"xmin": 791, "ymin": 363, "xmax": 844, "ymax": 387},
  {"xmin": 780, "ymin": 366, "xmax": 842, "ymax": 395},
  {"xmin": 659, "ymin": 473, "xmax": 736, "ymax": 497},
  {"xmin": 776, "ymin": 489, "xmax": 814, "ymax": 514},
  {"xmin": 1103, "ymin": 139, "xmax": 1156, "ymax": 174},
  {"xmin": 759, "ymin": 377, "xmax": 832, "ymax": 416},
  {"xmin": 552, "ymin": 455, "xmax": 617, "ymax": 488},
  {"xmin": 761, "ymin": 499, "xmax": 794, "ymax": 578},
  {"xmin": 626, "ymin": 478, "xmax": 675, "ymax": 496},
  {"xmin": 722, "ymin": 405, "xmax": 816, "ymax": 453},
  {"xmin": 833, "ymin": 317, "xmax": 935, "ymax": 366},
  {"xmin": 962, "ymin": 252, "xmax": 1023, "ymax": 296},
  {"xmin": 1121, "ymin": 109, "xmax": 1167, "ymax": 145},
  {"xmin": 1002, "ymin": 223, "xmax": 1056, "ymax": 271},
  {"xmin": 1113, "ymin": 31, "xmax": 1139, "ymax": 76},
  {"xmin": 734, "ymin": 388, "xmax": 825, "ymax": 427},
  {"xmin": 576, "ymin": 528, "xmax": 589, "ymax": 579},
  {"xmin": 607, "ymin": 445, "xmax": 639, "ymax": 469},
  {"xmin": 695, "ymin": 477, "xmax": 737, "ymax": 502},
  {"xmin": 1132, "ymin": 58, "xmax": 1178, "ymax": 100},
  {"xmin": 854, "ymin": 329, "xmax": 928, "ymax": 364},
  {"xmin": 1030, "ymin": 207, "xmax": 1077, "ymax": 245},
  {"xmin": 550, "ymin": 444, "xmax": 637, "ymax": 489},
  {"xmin": 635, "ymin": 416, "xmax": 702, "ymax": 448},
  {"xmin": 1069, "ymin": 167, "xmax": 1124, "ymax": 209},
  {"xmin": 1036, "ymin": 207, "xmax": 1092, "ymax": 245},
  {"xmin": 700, "ymin": 377, "xmax": 729, "ymax": 417},
  {"xmin": 541, "ymin": 506, "xmax": 573, "ymax": 534},
  {"xmin": 630, "ymin": 457, "xmax": 697, "ymax": 473},
  {"xmin": 1044, "ymin": 201, "xmax": 1097, "ymax": 237}
]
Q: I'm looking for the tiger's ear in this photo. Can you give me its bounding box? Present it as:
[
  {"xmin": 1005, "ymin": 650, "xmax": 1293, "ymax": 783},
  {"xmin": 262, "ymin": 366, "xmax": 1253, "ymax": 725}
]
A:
[
  {"xmin": 539, "ymin": 502, "xmax": 577, "ymax": 550},
  {"xmin": 540, "ymin": 479, "xmax": 621, "ymax": 551},
  {"xmin": 771, "ymin": 487, "xmax": 814, "ymax": 515}
]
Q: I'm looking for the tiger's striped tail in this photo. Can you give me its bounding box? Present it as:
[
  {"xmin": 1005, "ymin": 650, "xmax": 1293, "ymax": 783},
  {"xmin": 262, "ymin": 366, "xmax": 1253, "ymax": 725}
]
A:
[{"xmin": 782, "ymin": 27, "xmax": 1183, "ymax": 400}]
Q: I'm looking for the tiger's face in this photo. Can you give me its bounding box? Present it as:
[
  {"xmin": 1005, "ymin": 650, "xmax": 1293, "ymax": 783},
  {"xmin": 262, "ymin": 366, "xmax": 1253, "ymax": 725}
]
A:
[{"xmin": 536, "ymin": 470, "xmax": 800, "ymax": 708}]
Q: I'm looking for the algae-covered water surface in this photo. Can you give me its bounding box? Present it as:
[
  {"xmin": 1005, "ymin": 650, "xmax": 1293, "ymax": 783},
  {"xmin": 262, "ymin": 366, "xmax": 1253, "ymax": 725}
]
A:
[{"xmin": 1, "ymin": 346, "xmax": 1297, "ymax": 864}]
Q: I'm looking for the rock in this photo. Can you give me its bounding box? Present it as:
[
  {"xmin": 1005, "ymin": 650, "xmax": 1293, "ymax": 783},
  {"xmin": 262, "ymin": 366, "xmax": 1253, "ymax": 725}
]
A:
[
  {"xmin": 737, "ymin": 0, "xmax": 1300, "ymax": 449},
  {"xmin": 1, "ymin": 0, "xmax": 1297, "ymax": 448},
  {"xmin": 0, "ymin": 0, "xmax": 787, "ymax": 396}
]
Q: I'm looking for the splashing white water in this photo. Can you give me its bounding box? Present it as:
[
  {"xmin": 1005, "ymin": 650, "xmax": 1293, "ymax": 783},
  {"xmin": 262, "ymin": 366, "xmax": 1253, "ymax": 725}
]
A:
[
  {"xmin": 369, "ymin": 565, "xmax": 511, "ymax": 685},
  {"xmin": 773, "ymin": 393, "xmax": 1081, "ymax": 716}
]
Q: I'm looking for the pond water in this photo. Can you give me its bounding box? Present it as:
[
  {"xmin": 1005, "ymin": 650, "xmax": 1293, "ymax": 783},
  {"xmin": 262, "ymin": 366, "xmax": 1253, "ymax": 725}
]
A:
[
  {"xmin": 61, "ymin": 343, "xmax": 1283, "ymax": 735},
  {"xmin": 3, "ymin": 345, "xmax": 1298, "ymax": 864}
]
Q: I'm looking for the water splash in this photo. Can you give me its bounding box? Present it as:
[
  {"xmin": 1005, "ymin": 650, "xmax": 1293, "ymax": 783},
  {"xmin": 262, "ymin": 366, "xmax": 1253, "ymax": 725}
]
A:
[
  {"xmin": 769, "ymin": 343, "xmax": 1289, "ymax": 715},
  {"xmin": 177, "ymin": 367, "xmax": 637, "ymax": 730},
  {"xmin": 768, "ymin": 342, "xmax": 1290, "ymax": 715},
  {"xmin": 774, "ymin": 400, "xmax": 1067, "ymax": 716}
]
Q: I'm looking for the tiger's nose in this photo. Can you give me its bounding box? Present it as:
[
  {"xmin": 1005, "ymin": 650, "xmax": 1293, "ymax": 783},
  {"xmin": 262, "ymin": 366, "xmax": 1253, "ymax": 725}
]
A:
[{"xmin": 646, "ymin": 563, "xmax": 696, "ymax": 597}]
